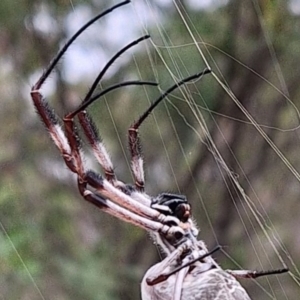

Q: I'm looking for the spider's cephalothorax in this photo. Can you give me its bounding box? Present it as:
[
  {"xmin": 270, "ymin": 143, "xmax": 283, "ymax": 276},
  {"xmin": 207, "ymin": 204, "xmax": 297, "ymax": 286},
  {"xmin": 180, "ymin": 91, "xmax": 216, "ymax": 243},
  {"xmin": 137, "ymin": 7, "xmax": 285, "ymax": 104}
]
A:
[
  {"xmin": 152, "ymin": 193, "xmax": 191, "ymax": 223},
  {"xmin": 31, "ymin": 2, "xmax": 288, "ymax": 299}
]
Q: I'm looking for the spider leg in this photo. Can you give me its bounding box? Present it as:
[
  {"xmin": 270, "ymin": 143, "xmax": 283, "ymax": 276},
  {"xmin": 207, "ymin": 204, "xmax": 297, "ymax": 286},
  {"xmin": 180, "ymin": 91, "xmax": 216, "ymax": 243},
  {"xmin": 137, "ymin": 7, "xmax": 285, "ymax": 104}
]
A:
[
  {"xmin": 145, "ymin": 241, "xmax": 216, "ymax": 286},
  {"xmin": 30, "ymin": 0, "xmax": 168, "ymax": 229},
  {"xmin": 68, "ymin": 35, "xmax": 152, "ymax": 117},
  {"xmin": 144, "ymin": 244, "xmax": 187, "ymax": 286},
  {"xmin": 128, "ymin": 69, "xmax": 212, "ymax": 191},
  {"xmin": 84, "ymin": 169, "xmax": 178, "ymax": 225},
  {"xmin": 33, "ymin": 1, "xmax": 130, "ymax": 91},
  {"xmin": 30, "ymin": 88, "xmax": 82, "ymax": 175},
  {"xmin": 173, "ymin": 267, "xmax": 189, "ymax": 300},
  {"xmin": 73, "ymin": 80, "xmax": 158, "ymax": 184},
  {"xmin": 30, "ymin": 1, "xmax": 132, "ymax": 173},
  {"xmin": 226, "ymin": 267, "xmax": 289, "ymax": 279},
  {"xmin": 64, "ymin": 35, "xmax": 156, "ymax": 185},
  {"xmin": 77, "ymin": 111, "xmax": 116, "ymax": 182}
]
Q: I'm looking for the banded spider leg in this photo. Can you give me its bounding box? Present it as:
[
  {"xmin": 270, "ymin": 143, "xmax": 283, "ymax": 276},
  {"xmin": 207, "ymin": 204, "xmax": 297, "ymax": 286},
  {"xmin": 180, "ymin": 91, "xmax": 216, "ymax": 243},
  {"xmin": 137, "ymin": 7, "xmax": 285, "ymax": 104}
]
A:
[{"xmin": 30, "ymin": 1, "xmax": 181, "ymax": 235}]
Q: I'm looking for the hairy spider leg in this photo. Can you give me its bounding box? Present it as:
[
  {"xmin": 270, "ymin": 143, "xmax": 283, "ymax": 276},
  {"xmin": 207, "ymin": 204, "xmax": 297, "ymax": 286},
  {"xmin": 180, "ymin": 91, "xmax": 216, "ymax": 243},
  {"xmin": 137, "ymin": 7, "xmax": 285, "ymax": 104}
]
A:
[
  {"xmin": 79, "ymin": 169, "xmax": 185, "ymax": 236},
  {"xmin": 64, "ymin": 71, "xmax": 217, "ymax": 261},
  {"xmin": 69, "ymin": 70, "xmax": 213, "ymax": 223},
  {"xmin": 30, "ymin": 1, "xmax": 131, "ymax": 175},
  {"xmin": 76, "ymin": 83, "xmax": 154, "ymax": 183},
  {"xmin": 30, "ymin": 2, "xmax": 183, "ymax": 237},
  {"xmin": 72, "ymin": 69, "xmax": 212, "ymax": 193},
  {"xmin": 128, "ymin": 69, "xmax": 212, "ymax": 191},
  {"xmin": 66, "ymin": 35, "xmax": 154, "ymax": 184}
]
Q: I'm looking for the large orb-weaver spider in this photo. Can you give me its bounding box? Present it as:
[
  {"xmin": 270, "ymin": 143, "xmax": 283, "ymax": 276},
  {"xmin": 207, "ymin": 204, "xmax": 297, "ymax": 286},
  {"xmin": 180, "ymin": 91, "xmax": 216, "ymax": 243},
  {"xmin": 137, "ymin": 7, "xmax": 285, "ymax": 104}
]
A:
[{"xmin": 30, "ymin": 1, "xmax": 288, "ymax": 299}]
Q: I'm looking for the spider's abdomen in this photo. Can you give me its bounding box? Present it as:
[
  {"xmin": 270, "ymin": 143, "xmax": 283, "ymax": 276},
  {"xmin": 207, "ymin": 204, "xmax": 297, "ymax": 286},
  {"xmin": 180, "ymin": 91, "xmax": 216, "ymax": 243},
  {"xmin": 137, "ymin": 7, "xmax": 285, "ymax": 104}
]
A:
[{"xmin": 141, "ymin": 268, "xmax": 251, "ymax": 300}]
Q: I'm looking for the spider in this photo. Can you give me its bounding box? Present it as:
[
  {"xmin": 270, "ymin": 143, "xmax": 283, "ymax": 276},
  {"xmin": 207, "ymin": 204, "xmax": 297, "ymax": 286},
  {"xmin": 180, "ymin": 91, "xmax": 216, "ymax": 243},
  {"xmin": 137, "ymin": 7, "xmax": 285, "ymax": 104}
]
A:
[{"xmin": 30, "ymin": 1, "xmax": 288, "ymax": 299}]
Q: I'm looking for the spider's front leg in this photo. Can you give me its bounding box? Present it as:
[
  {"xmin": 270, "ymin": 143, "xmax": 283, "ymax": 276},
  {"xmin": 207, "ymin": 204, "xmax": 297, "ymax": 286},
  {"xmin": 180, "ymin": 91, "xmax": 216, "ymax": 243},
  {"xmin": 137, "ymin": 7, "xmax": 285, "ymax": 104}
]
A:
[
  {"xmin": 127, "ymin": 69, "xmax": 212, "ymax": 192},
  {"xmin": 30, "ymin": 1, "xmax": 134, "ymax": 178},
  {"xmin": 30, "ymin": 87, "xmax": 84, "ymax": 178}
]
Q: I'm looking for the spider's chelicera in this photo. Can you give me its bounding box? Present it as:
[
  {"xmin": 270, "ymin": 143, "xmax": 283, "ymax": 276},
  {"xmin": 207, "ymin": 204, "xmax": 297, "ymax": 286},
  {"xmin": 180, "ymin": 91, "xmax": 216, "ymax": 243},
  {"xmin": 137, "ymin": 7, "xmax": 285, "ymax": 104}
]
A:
[{"xmin": 30, "ymin": 1, "xmax": 288, "ymax": 299}]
